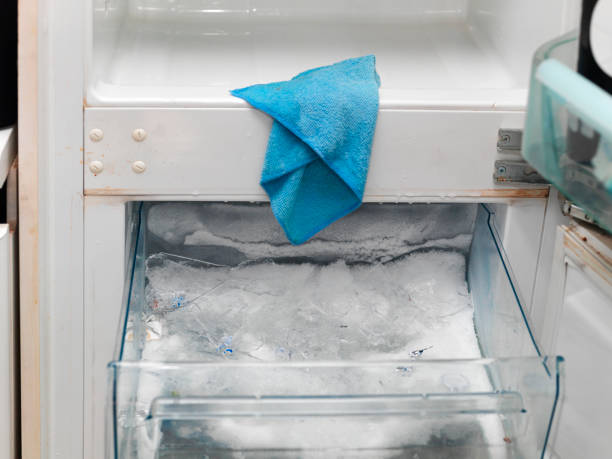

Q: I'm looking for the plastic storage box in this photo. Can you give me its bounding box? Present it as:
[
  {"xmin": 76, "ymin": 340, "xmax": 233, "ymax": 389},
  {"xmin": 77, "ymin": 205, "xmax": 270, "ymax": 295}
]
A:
[
  {"xmin": 523, "ymin": 31, "xmax": 612, "ymax": 232},
  {"xmin": 108, "ymin": 202, "xmax": 562, "ymax": 458}
]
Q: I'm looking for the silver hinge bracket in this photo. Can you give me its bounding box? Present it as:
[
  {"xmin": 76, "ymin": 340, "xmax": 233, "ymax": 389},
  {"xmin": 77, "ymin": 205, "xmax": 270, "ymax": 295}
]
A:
[
  {"xmin": 560, "ymin": 198, "xmax": 597, "ymax": 226},
  {"xmin": 497, "ymin": 129, "xmax": 523, "ymax": 153},
  {"xmin": 493, "ymin": 160, "xmax": 547, "ymax": 184}
]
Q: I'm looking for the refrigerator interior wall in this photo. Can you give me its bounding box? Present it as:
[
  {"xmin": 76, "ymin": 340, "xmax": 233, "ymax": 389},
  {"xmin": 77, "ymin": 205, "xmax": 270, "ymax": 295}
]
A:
[
  {"xmin": 552, "ymin": 262, "xmax": 612, "ymax": 458},
  {"xmin": 88, "ymin": 0, "xmax": 578, "ymax": 107}
]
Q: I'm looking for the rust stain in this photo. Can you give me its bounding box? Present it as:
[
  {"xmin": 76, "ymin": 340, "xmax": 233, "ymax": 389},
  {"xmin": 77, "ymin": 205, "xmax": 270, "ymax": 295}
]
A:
[
  {"xmin": 79, "ymin": 160, "xmax": 83, "ymax": 165},
  {"xmin": 85, "ymin": 187, "xmax": 133, "ymax": 196},
  {"xmin": 83, "ymin": 97, "xmax": 89, "ymax": 108},
  {"xmin": 564, "ymin": 234, "xmax": 612, "ymax": 285},
  {"xmin": 593, "ymin": 248, "xmax": 612, "ymax": 267},
  {"xmin": 567, "ymin": 225, "xmax": 612, "ymax": 265},
  {"xmin": 84, "ymin": 187, "xmax": 550, "ymax": 199},
  {"xmin": 473, "ymin": 188, "xmax": 549, "ymax": 198},
  {"xmin": 85, "ymin": 186, "xmax": 130, "ymax": 195},
  {"xmin": 79, "ymin": 147, "xmax": 84, "ymax": 152}
]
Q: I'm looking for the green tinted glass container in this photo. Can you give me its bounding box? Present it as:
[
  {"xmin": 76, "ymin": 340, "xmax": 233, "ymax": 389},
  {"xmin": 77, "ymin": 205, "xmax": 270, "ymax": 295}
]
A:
[{"xmin": 523, "ymin": 31, "xmax": 612, "ymax": 232}]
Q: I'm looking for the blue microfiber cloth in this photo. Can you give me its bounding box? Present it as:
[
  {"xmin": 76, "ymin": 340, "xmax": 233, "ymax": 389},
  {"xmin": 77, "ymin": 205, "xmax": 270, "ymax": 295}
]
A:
[{"xmin": 231, "ymin": 55, "xmax": 380, "ymax": 245}]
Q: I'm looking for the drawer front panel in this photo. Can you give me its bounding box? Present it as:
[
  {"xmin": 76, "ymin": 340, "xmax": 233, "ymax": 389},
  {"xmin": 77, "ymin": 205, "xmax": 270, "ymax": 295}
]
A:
[{"xmin": 84, "ymin": 108, "xmax": 547, "ymax": 200}]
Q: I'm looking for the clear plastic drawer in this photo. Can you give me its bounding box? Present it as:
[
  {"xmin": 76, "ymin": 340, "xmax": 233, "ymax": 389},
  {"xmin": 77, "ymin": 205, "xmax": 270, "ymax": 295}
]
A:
[{"xmin": 108, "ymin": 203, "xmax": 562, "ymax": 458}]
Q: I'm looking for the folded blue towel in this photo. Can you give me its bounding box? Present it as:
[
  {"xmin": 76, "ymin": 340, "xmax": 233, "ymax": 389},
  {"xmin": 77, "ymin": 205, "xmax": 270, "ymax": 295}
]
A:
[{"xmin": 231, "ymin": 55, "xmax": 380, "ymax": 244}]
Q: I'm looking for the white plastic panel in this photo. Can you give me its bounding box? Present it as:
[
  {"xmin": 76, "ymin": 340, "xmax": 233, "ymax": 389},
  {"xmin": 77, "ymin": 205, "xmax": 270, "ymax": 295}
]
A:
[
  {"xmin": 529, "ymin": 192, "xmax": 570, "ymax": 343},
  {"xmin": 488, "ymin": 200, "xmax": 548, "ymax": 313},
  {"xmin": 540, "ymin": 224, "xmax": 612, "ymax": 459},
  {"xmin": 467, "ymin": 0, "xmax": 580, "ymax": 89},
  {"xmin": 83, "ymin": 198, "xmax": 128, "ymax": 459},
  {"xmin": 84, "ymin": 107, "xmax": 549, "ymax": 199},
  {"xmin": 87, "ymin": 0, "xmax": 578, "ymax": 107},
  {"xmin": 551, "ymin": 262, "xmax": 612, "ymax": 459}
]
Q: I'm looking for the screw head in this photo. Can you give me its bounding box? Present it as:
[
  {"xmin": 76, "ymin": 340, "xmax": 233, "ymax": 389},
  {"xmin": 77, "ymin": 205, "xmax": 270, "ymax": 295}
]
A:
[
  {"xmin": 132, "ymin": 160, "xmax": 146, "ymax": 174},
  {"xmin": 132, "ymin": 128, "xmax": 147, "ymax": 142},
  {"xmin": 89, "ymin": 160, "xmax": 104, "ymax": 174},
  {"xmin": 89, "ymin": 128, "xmax": 104, "ymax": 142},
  {"xmin": 497, "ymin": 166, "xmax": 507, "ymax": 175}
]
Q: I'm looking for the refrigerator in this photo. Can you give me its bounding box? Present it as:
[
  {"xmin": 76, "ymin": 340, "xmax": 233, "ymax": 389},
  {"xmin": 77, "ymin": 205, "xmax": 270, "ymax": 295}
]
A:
[{"xmin": 14, "ymin": 1, "xmax": 612, "ymax": 458}]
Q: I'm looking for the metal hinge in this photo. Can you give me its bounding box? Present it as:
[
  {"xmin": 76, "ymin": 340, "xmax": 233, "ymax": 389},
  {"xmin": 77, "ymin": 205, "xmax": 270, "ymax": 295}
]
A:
[
  {"xmin": 494, "ymin": 160, "xmax": 547, "ymax": 184},
  {"xmin": 497, "ymin": 129, "xmax": 523, "ymax": 153},
  {"xmin": 560, "ymin": 198, "xmax": 597, "ymax": 225},
  {"xmin": 494, "ymin": 129, "xmax": 547, "ymax": 184}
]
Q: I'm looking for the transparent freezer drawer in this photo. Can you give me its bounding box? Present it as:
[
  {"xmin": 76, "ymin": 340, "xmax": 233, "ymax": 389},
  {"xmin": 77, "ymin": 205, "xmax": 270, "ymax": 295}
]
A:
[{"xmin": 108, "ymin": 203, "xmax": 562, "ymax": 458}]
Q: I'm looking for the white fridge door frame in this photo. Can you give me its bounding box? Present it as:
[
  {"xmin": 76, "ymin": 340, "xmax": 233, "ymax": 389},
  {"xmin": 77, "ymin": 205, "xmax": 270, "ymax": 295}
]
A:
[
  {"xmin": 1, "ymin": 127, "xmax": 18, "ymax": 459},
  {"xmin": 541, "ymin": 223, "xmax": 612, "ymax": 459},
  {"xmin": 0, "ymin": 224, "xmax": 17, "ymax": 459}
]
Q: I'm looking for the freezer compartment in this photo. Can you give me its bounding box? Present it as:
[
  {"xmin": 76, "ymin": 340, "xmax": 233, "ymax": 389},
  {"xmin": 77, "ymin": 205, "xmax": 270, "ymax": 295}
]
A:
[
  {"xmin": 108, "ymin": 203, "xmax": 562, "ymax": 458},
  {"xmin": 89, "ymin": 0, "xmax": 575, "ymax": 107},
  {"xmin": 523, "ymin": 32, "xmax": 612, "ymax": 232}
]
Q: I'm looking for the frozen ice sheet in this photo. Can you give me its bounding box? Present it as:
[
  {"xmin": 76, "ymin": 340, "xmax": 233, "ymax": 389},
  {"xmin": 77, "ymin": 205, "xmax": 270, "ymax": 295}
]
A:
[
  {"xmin": 145, "ymin": 203, "xmax": 478, "ymax": 265},
  {"xmin": 128, "ymin": 249, "xmax": 507, "ymax": 457},
  {"xmin": 141, "ymin": 250, "xmax": 480, "ymax": 362}
]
